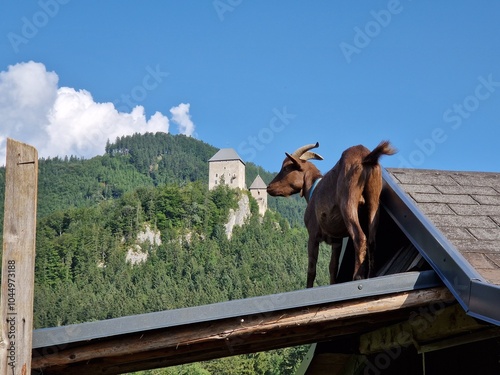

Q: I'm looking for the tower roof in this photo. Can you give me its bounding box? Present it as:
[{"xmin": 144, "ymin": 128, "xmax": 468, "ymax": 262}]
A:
[
  {"xmin": 249, "ymin": 175, "xmax": 267, "ymax": 190},
  {"xmin": 209, "ymin": 148, "xmax": 244, "ymax": 164}
]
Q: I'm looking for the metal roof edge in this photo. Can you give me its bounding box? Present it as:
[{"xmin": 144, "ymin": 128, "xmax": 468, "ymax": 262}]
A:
[
  {"xmin": 468, "ymin": 279, "xmax": 500, "ymax": 326},
  {"xmin": 381, "ymin": 168, "xmax": 500, "ymax": 326},
  {"xmin": 32, "ymin": 270, "xmax": 440, "ymax": 350}
]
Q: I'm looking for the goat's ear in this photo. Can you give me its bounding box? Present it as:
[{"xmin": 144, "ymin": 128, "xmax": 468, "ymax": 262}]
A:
[{"xmin": 285, "ymin": 152, "xmax": 301, "ymax": 168}]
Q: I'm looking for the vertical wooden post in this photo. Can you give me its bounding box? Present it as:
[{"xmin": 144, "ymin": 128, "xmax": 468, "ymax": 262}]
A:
[{"xmin": 0, "ymin": 139, "xmax": 38, "ymax": 375}]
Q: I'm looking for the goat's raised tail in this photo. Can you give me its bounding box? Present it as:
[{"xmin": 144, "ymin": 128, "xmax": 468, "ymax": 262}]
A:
[{"xmin": 362, "ymin": 141, "xmax": 397, "ymax": 165}]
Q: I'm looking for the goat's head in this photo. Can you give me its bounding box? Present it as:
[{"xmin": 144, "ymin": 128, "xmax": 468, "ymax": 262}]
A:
[{"xmin": 267, "ymin": 142, "xmax": 323, "ymax": 197}]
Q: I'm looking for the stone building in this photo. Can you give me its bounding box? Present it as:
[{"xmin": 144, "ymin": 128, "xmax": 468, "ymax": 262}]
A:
[
  {"xmin": 208, "ymin": 148, "xmax": 246, "ymax": 190},
  {"xmin": 249, "ymin": 175, "xmax": 268, "ymax": 216},
  {"xmin": 208, "ymin": 148, "xmax": 267, "ymax": 215}
]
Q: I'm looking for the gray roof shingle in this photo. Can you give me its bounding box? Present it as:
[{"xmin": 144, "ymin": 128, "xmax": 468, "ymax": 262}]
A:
[
  {"xmin": 249, "ymin": 175, "xmax": 267, "ymax": 190},
  {"xmin": 388, "ymin": 168, "xmax": 500, "ymax": 285},
  {"xmin": 208, "ymin": 148, "xmax": 244, "ymax": 163}
]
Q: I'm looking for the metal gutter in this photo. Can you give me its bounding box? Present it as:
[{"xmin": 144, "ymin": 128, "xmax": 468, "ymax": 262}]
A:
[
  {"xmin": 381, "ymin": 168, "xmax": 500, "ymax": 326},
  {"xmin": 33, "ymin": 270, "xmax": 440, "ymax": 350}
]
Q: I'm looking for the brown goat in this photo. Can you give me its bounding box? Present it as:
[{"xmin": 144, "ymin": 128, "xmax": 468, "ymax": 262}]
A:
[{"xmin": 267, "ymin": 141, "xmax": 396, "ymax": 287}]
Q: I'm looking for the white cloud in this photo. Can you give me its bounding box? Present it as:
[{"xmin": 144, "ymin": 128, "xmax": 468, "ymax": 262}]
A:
[
  {"xmin": 170, "ymin": 103, "xmax": 195, "ymax": 137},
  {"xmin": 44, "ymin": 87, "xmax": 169, "ymax": 159},
  {"xmin": 0, "ymin": 61, "xmax": 196, "ymax": 166},
  {"xmin": 0, "ymin": 61, "xmax": 57, "ymax": 152}
]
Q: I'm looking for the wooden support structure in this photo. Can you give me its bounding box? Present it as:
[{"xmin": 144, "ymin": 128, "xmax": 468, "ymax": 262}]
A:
[
  {"xmin": 359, "ymin": 303, "xmax": 492, "ymax": 354},
  {"xmin": 0, "ymin": 139, "xmax": 38, "ymax": 375},
  {"xmin": 31, "ymin": 287, "xmax": 453, "ymax": 375},
  {"xmin": 299, "ymin": 303, "xmax": 499, "ymax": 375},
  {"xmin": 360, "ymin": 303, "xmax": 500, "ymax": 355}
]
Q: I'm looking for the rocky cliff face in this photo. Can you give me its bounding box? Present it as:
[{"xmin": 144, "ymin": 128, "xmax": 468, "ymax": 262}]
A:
[
  {"xmin": 126, "ymin": 224, "xmax": 162, "ymax": 265},
  {"xmin": 224, "ymin": 194, "xmax": 251, "ymax": 239},
  {"xmin": 126, "ymin": 194, "xmax": 251, "ymax": 264}
]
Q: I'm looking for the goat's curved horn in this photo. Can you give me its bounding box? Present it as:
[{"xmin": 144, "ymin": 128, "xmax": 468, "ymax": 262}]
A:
[
  {"xmin": 291, "ymin": 142, "xmax": 321, "ymax": 160},
  {"xmin": 300, "ymin": 151, "xmax": 324, "ymax": 161}
]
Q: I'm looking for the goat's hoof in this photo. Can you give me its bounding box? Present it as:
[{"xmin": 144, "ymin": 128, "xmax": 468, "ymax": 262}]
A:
[{"xmin": 353, "ymin": 273, "xmax": 366, "ymax": 281}]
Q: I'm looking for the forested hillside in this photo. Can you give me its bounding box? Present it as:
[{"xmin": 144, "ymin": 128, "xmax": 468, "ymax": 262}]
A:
[
  {"xmin": 0, "ymin": 133, "xmax": 323, "ymax": 374},
  {"xmin": 0, "ymin": 133, "xmax": 306, "ymax": 226}
]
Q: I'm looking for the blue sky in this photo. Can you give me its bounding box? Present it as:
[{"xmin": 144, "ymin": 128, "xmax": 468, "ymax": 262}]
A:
[{"xmin": 1, "ymin": 1, "xmax": 500, "ymax": 173}]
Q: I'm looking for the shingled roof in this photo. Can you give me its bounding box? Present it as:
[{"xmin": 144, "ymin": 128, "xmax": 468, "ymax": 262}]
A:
[
  {"xmin": 384, "ymin": 168, "xmax": 500, "ymax": 325},
  {"xmin": 208, "ymin": 148, "xmax": 244, "ymax": 163},
  {"xmin": 249, "ymin": 175, "xmax": 267, "ymax": 190},
  {"xmin": 387, "ymin": 169, "xmax": 500, "ymax": 286}
]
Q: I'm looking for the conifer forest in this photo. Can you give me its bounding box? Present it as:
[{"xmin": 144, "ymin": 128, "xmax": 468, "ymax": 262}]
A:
[{"xmin": 0, "ymin": 133, "xmax": 333, "ymax": 374}]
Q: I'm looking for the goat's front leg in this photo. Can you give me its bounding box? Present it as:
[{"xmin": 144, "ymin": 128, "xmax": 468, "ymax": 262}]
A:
[
  {"xmin": 329, "ymin": 242, "xmax": 342, "ymax": 284},
  {"xmin": 307, "ymin": 237, "xmax": 320, "ymax": 288}
]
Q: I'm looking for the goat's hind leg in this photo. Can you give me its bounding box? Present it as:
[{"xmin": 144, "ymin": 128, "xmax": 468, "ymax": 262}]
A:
[
  {"xmin": 343, "ymin": 207, "xmax": 368, "ymax": 281},
  {"xmin": 307, "ymin": 237, "xmax": 320, "ymax": 288},
  {"xmin": 329, "ymin": 241, "xmax": 342, "ymax": 284},
  {"xmin": 366, "ymin": 205, "xmax": 380, "ymax": 278},
  {"xmin": 364, "ymin": 167, "xmax": 383, "ymax": 278}
]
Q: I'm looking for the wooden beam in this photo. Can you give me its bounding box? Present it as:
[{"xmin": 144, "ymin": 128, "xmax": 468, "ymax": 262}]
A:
[
  {"xmin": 418, "ymin": 327, "xmax": 500, "ymax": 353},
  {"xmin": 359, "ymin": 303, "xmax": 487, "ymax": 355},
  {"xmin": 0, "ymin": 139, "xmax": 38, "ymax": 375},
  {"xmin": 32, "ymin": 287, "xmax": 453, "ymax": 375}
]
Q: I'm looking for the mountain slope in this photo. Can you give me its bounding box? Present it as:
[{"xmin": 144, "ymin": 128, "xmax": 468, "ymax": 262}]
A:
[
  {"xmin": 0, "ymin": 133, "xmax": 324, "ymax": 374},
  {"xmin": 1, "ymin": 132, "xmax": 306, "ymax": 227}
]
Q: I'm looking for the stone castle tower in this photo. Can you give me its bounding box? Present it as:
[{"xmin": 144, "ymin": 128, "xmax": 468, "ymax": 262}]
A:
[
  {"xmin": 208, "ymin": 148, "xmax": 246, "ymax": 190},
  {"xmin": 249, "ymin": 175, "xmax": 268, "ymax": 216},
  {"xmin": 208, "ymin": 148, "xmax": 267, "ymax": 215}
]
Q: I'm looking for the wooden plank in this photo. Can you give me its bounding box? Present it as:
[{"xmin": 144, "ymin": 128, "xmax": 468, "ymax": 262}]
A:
[
  {"xmin": 31, "ymin": 287, "xmax": 454, "ymax": 375},
  {"xmin": 0, "ymin": 139, "xmax": 38, "ymax": 375},
  {"xmin": 359, "ymin": 303, "xmax": 486, "ymax": 355},
  {"xmin": 418, "ymin": 327, "xmax": 500, "ymax": 353}
]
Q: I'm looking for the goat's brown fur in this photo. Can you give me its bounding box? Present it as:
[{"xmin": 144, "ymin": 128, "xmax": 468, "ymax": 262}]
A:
[{"xmin": 267, "ymin": 141, "xmax": 396, "ymax": 288}]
